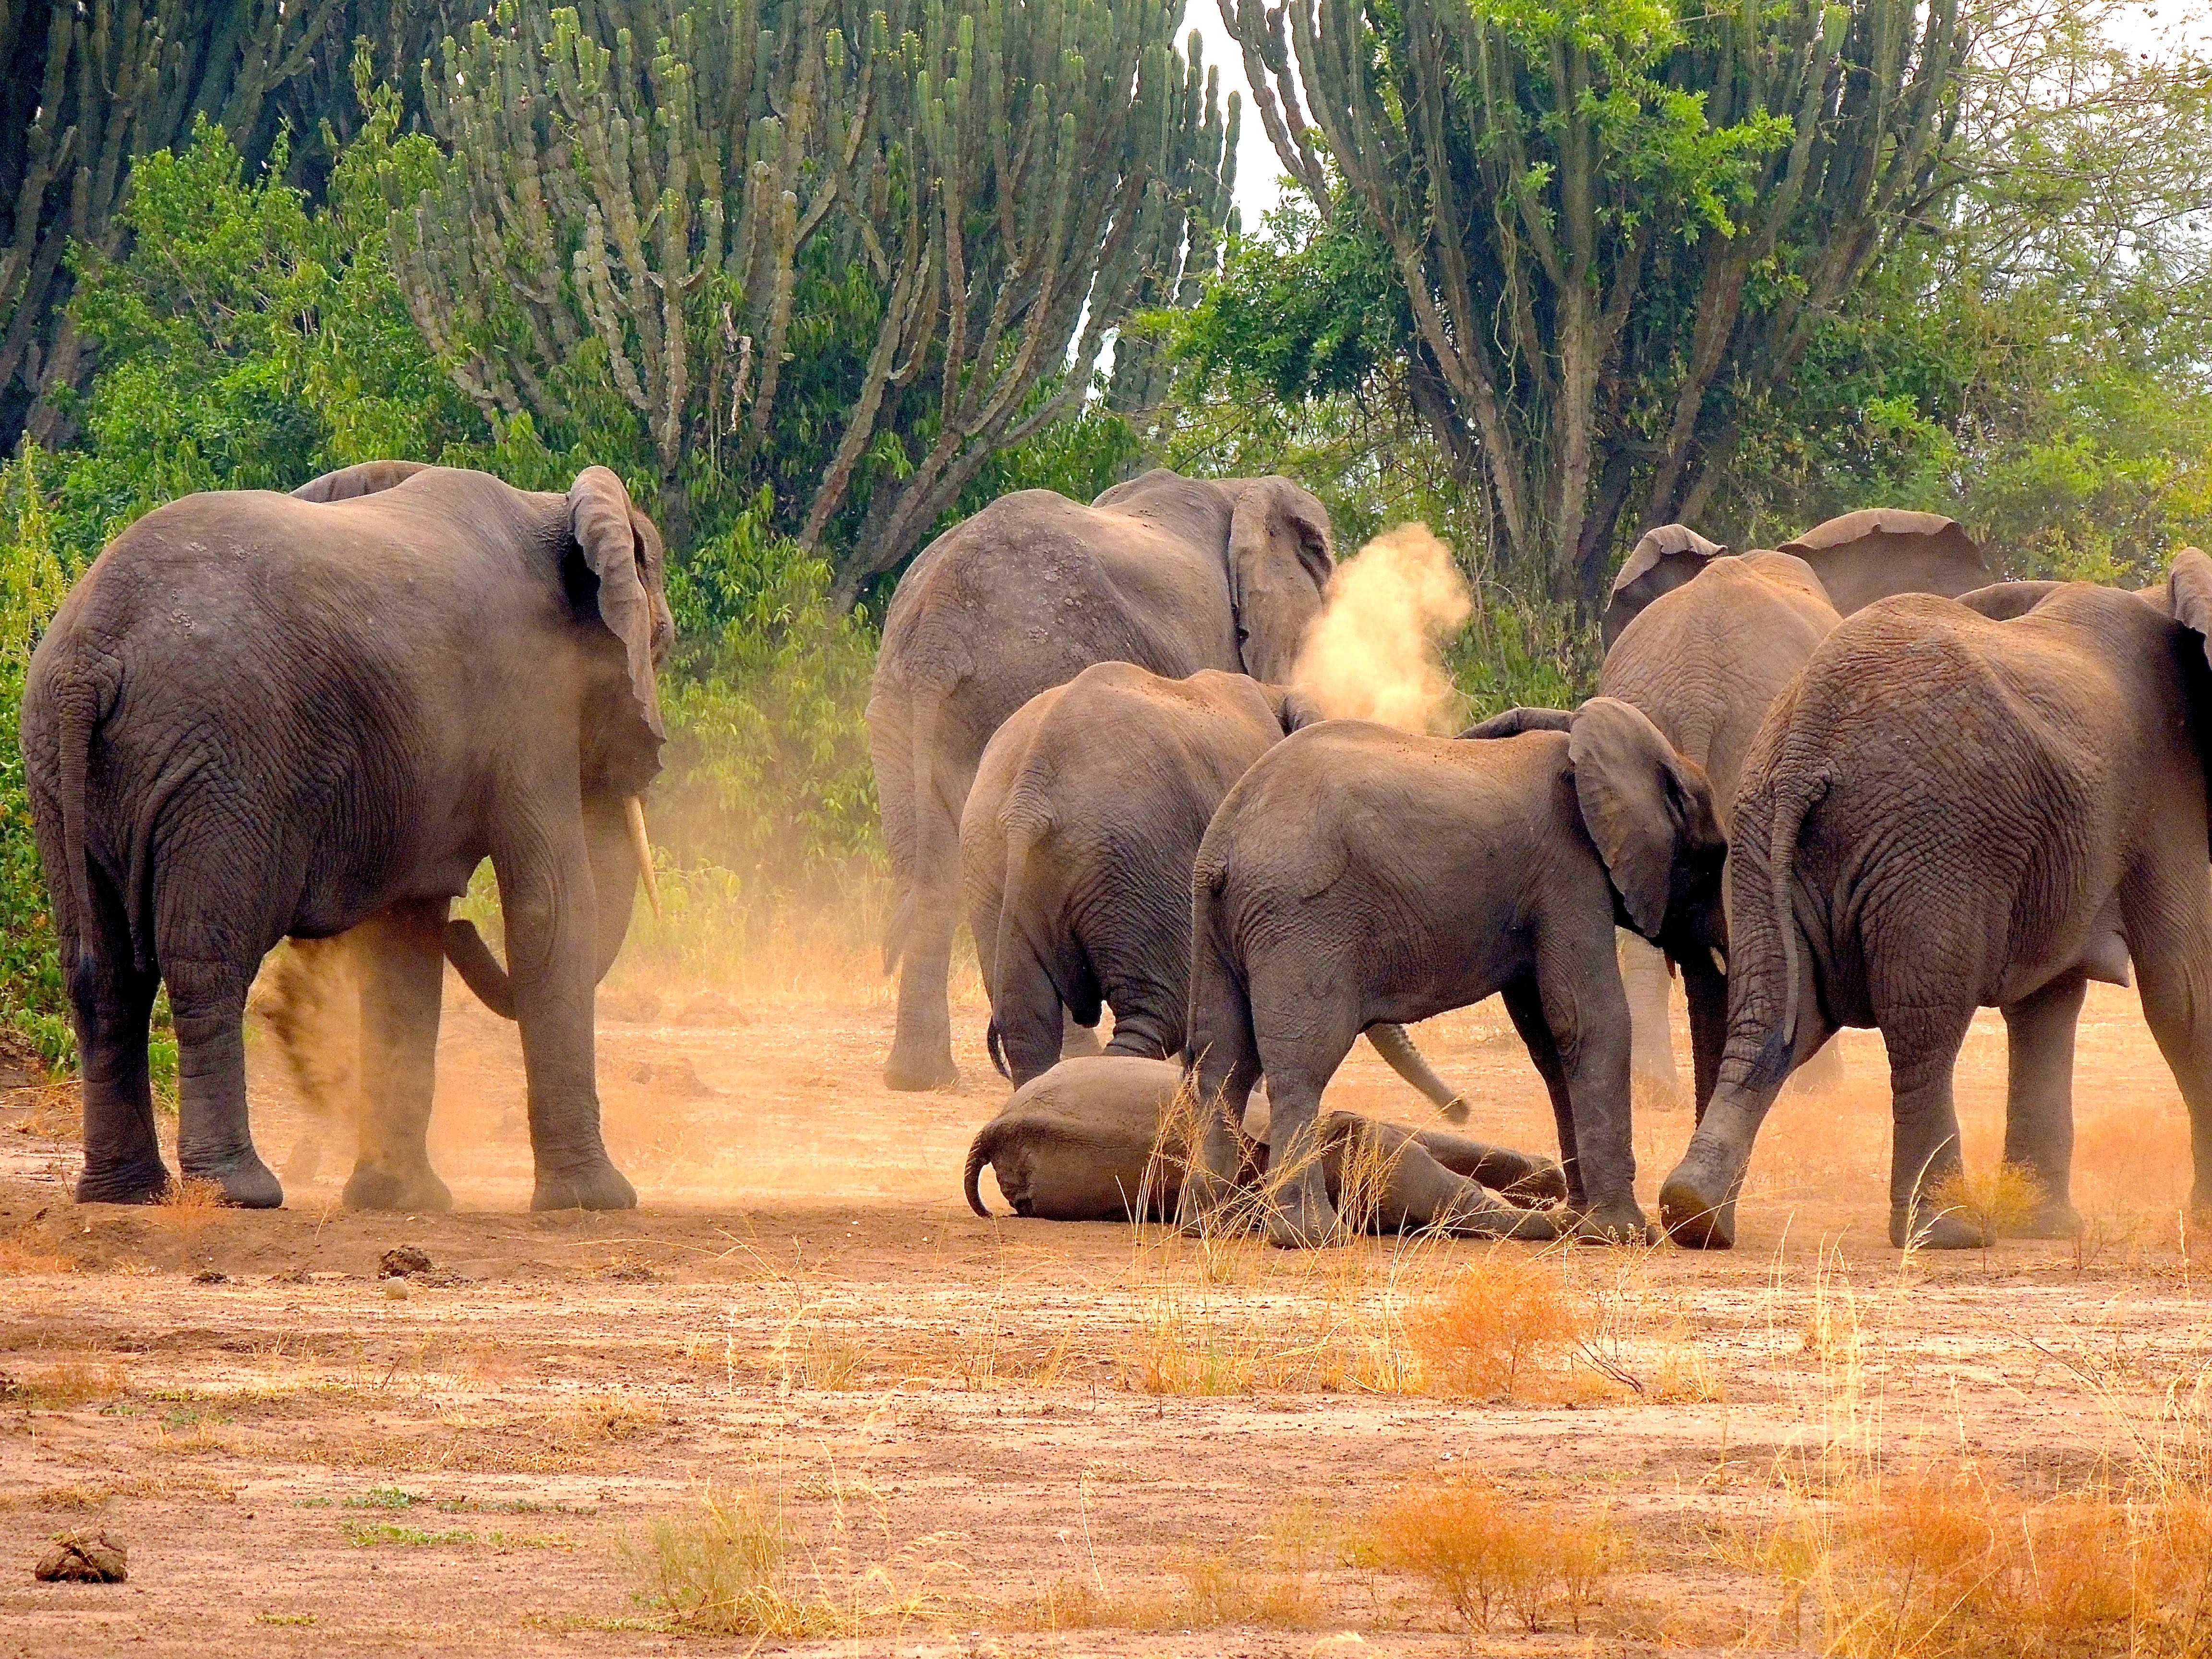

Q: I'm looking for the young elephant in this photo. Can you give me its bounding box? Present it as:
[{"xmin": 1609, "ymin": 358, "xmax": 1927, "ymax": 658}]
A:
[
  {"xmin": 963, "ymin": 1056, "xmax": 1564, "ymax": 1234},
  {"xmin": 1662, "ymin": 556, "xmax": 2212, "ymax": 1250},
  {"xmin": 961, "ymin": 662, "xmax": 1472, "ymax": 1117},
  {"xmin": 1181, "ymin": 700, "xmax": 1726, "ymax": 1247}
]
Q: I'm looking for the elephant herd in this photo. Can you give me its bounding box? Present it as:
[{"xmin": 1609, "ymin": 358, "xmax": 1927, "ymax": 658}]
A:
[{"xmin": 19, "ymin": 457, "xmax": 2212, "ymax": 1254}]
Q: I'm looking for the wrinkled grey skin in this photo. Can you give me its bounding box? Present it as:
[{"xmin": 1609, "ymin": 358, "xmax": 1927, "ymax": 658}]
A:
[
  {"xmin": 963, "ymin": 1056, "xmax": 1564, "ymax": 1234},
  {"xmin": 1180, "ymin": 701, "xmax": 1727, "ymax": 1248},
  {"xmin": 960, "ymin": 662, "xmax": 1472, "ymax": 1116},
  {"xmin": 22, "ymin": 461, "xmax": 670, "ymax": 1213},
  {"xmin": 1659, "ymin": 559, "xmax": 2212, "ymax": 1251},
  {"xmin": 870, "ymin": 469, "xmax": 1334, "ymax": 1091},
  {"xmin": 1597, "ymin": 514, "xmax": 1994, "ymax": 1119}
]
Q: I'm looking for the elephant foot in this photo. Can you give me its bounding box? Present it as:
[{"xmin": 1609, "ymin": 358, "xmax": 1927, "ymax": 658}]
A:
[
  {"xmin": 1893, "ymin": 1204, "xmax": 1989, "ymax": 1250},
  {"xmin": 2006, "ymin": 1199, "xmax": 2082, "ymax": 1240},
  {"xmin": 1503, "ymin": 1160, "xmax": 1570, "ymax": 1206},
  {"xmin": 1172, "ymin": 1166, "xmax": 1245, "ymax": 1237},
  {"xmin": 180, "ymin": 1153, "xmax": 284, "ymax": 1210},
  {"xmin": 1263, "ymin": 1187, "xmax": 1342, "ymax": 1250},
  {"xmin": 882, "ymin": 1045, "xmax": 960, "ymax": 1092},
  {"xmin": 1563, "ymin": 1198, "xmax": 1653, "ymax": 1246},
  {"xmin": 1460, "ymin": 1200, "xmax": 1558, "ymax": 1242},
  {"xmin": 75, "ymin": 1158, "xmax": 174, "ymax": 1206},
  {"xmin": 280, "ymin": 1131, "xmax": 323, "ymax": 1185},
  {"xmin": 1659, "ymin": 1162, "xmax": 1736, "ymax": 1249},
  {"xmin": 344, "ymin": 1164, "xmax": 455, "ymax": 1214},
  {"xmin": 532, "ymin": 1157, "xmax": 637, "ymax": 1212}
]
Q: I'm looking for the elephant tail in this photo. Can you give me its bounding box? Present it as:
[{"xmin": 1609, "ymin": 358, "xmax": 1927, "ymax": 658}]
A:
[
  {"xmin": 1365, "ymin": 1022, "xmax": 1470, "ymax": 1122},
  {"xmin": 1183, "ymin": 839, "xmax": 1259, "ymax": 1100},
  {"xmin": 442, "ymin": 920, "xmax": 516, "ymax": 1019},
  {"xmin": 1755, "ymin": 769, "xmax": 1828, "ymax": 1083},
  {"xmin": 963, "ymin": 1122, "xmax": 1002, "ymax": 1217},
  {"xmin": 49, "ymin": 672, "xmax": 108, "ymax": 988}
]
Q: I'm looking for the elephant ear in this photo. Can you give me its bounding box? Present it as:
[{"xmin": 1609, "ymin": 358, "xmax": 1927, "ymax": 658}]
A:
[
  {"xmin": 1600, "ymin": 525, "xmax": 1728, "ymax": 650},
  {"xmin": 1777, "ymin": 509, "xmax": 1991, "ymax": 617},
  {"xmin": 1567, "ymin": 697, "xmax": 1723, "ymax": 940},
  {"xmin": 2169, "ymin": 549, "xmax": 2212, "ymax": 656},
  {"xmin": 568, "ymin": 468, "xmax": 668, "ymax": 792},
  {"xmin": 292, "ymin": 460, "xmax": 433, "ymax": 502},
  {"xmin": 1955, "ymin": 580, "xmax": 2065, "ymax": 621},
  {"xmin": 1227, "ymin": 478, "xmax": 1334, "ymax": 683}
]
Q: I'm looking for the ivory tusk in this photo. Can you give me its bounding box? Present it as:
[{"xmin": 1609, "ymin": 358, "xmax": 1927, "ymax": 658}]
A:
[
  {"xmin": 1709, "ymin": 946, "xmax": 1727, "ymax": 976},
  {"xmin": 625, "ymin": 796, "xmax": 662, "ymax": 922}
]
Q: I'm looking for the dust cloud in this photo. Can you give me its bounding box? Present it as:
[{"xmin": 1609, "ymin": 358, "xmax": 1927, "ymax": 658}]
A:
[{"xmin": 1292, "ymin": 523, "xmax": 1472, "ymax": 733}]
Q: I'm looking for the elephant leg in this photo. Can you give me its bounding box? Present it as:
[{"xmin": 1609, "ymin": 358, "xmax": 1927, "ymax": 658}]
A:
[
  {"xmin": 1407, "ymin": 1127, "xmax": 1568, "ymax": 1204},
  {"xmin": 343, "ymin": 900, "xmax": 454, "ymax": 1214},
  {"xmin": 991, "ymin": 953, "xmax": 1067, "ymax": 1088},
  {"xmin": 887, "ymin": 887, "xmax": 961, "ymax": 1091},
  {"xmin": 1784, "ymin": 1034, "xmax": 1847, "ymax": 1096},
  {"xmin": 1881, "ymin": 1007, "xmax": 1981, "ymax": 1249},
  {"xmin": 1999, "ymin": 971, "xmax": 2087, "ymax": 1238},
  {"xmin": 1620, "ymin": 932, "xmax": 1686, "ymax": 1109},
  {"xmin": 2123, "ymin": 886, "xmax": 2212, "ymax": 1222},
  {"xmin": 495, "ymin": 818, "xmax": 636, "ymax": 1211},
  {"xmin": 71, "ymin": 914, "xmax": 168, "ymax": 1205},
  {"xmin": 166, "ymin": 956, "xmax": 281, "ymax": 1208},
  {"xmin": 1348, "ymin": 1121, "xmax": 1559, "ymax": 1241},
  {"xmin": 1525, "ymin": 946, "xmax": 1645, "ymax": 1243},
  {"xmin": 1681, "ymin": 955, "xmax": 1728, "ymax": 1123},
  {"xmin": 1500, "ymin": 975, "xmax": 1585, "ymax": 1210},
  {"xmin": 1257, "ymin": 1058, "xmax": 1348, "ymax": 1249}
]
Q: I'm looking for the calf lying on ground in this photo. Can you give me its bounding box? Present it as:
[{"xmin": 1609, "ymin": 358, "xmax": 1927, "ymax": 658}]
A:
[{"xmin": 963, "ymin": 1057, "xmax": 1564, "ymax": 1237}]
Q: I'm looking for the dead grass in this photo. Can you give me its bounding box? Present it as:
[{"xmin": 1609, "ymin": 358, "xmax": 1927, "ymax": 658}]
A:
[
  {"xmin": 1407, "ymin": 1254, "xmax": 1590, "ymax": 1401},
  {"xmin": 1358, "ymin": 1476, "xmax": 1624, "ymax": 1635},
  {"xmin": 634, "ymin": 1481, "xmax": 969, "ymax": 1640},
  {"xmin": 148, "ymin": 1176, "xmax": 227, "ymax": 1243},
  {"xmin": 0, "ymin": 1469, "xmax": 239, "ymax": 1509},
  {"xmin": 1927, "ymin": 1161, "xmax": 2046, "ymax": 1242},
  {"xmin": 5, "ymin": 1356, "xmax": 127, "ymax": 1407},
  {"xmin": 1018, "ymin": 1555, "xmax": 1323, "ymax": 1632}
]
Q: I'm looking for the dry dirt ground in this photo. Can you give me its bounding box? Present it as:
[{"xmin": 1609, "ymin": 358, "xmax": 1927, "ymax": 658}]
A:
[{"xmin": 3, "ymin": 959, "xmax": 2211, "ymax": 1657}]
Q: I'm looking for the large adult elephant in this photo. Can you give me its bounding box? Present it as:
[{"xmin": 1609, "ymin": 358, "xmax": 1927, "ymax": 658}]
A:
[
  {"xmin": 1659, "ymin": 558, "xmax": 2212, "ymax": 1251},
  {"xmin": 22, "ymin": 461, "xmax": 669, "ymax": 1212},
  {"xmin": 961, "ymin": 661, "xmax": 1468, "ymax": 1114},
  {"xmin": 1596, "ymin": 513, "xmax": 1994, "ymax": 1113},
  {"xmin": 1179, "ymin": 700, "xmax": 1728, "ymax": 1247},
  {"xmin": 870, "ymin": 468, "xmax": 1334, "ymax": 1090}
]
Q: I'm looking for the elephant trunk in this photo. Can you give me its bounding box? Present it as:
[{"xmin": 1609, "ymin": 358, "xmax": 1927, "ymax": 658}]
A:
[
  {"xmin": 585, "ymin": 793, "xmax": 644, "ymax": 984},
  {"xmin": 1364, "ymin": 1022, "xmax": 1470, "ymax": 1122}
]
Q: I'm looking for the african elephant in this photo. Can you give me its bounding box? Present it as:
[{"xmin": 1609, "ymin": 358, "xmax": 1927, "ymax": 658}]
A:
[
  {"xmin": 963, "ymin": 1056, "xmax": 1563, "ymax": 1234},
  {"xmin": 1597, "ymin": 514, "xmax": 1994, "ymax": 1113},
  {"xmin": 961, "ymin": 661, "xmax": 1472, "ymax": 1115},
  {"xmin": 1179, "ymin": 699, "xmax": 1727, "ymax": 1248},
  {"xmin": 870, "ymin": 469, "xmax": 1334, "ymax": 1090},
  {"xmin": 1659, "ymin": 556, "xmax": 2212, "ymax": 1251},
  {"xmin": 22, "ymin": 461, "xmax": 669, "ymax": 1211}
]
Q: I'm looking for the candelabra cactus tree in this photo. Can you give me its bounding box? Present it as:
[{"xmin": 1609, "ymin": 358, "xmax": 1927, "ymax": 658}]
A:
[
  {"xmin": 1221, "ymin": 0, "xmax": 1963, "ymax": 607},
  {"xmin": 391, "ymin": 0, "xmax": 1235, "ymax": 585}
]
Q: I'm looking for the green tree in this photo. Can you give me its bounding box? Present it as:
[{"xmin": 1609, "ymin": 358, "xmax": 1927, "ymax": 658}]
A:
[
  {"xmin": 389, "ymin": 0, "xmax": 1237, "ymax": 590},
  {"xmin": 1215, "ymin": 0, "xmax": 1962, "ymax": 606}
]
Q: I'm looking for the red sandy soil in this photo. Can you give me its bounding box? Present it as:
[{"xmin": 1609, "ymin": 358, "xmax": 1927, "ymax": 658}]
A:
[{"xmin": 2, "ymin": 966, "xmax": 2208, "ymax": 1656}]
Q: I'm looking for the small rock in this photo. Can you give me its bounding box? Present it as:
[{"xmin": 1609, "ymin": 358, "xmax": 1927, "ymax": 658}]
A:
[
  {"xmin": 598, "ymin": 1262, "xmax": 656, "ymax": 1284},
  {"xmin": 643, "ymin": 1055, "xmax": 721, "ymax": 1100},
  {"xmin": 1310, "ymin": 1636, "xmax": 1368, "ymax": 1658},
  {"xmin": 266, "ymin": 1266, "xmax": 311, "ymax": 1286},
  {"xmin": 379, "ymin": 1245, "xmax": 433, "ymax": 1279},
  {"xmin": 192, "ymin": 1269, "xmax": 227, "ymax": 1285},
  {"xmin": 384, "ymin": 1282, "xmax": 409, "ymax": 1302},
  {"xmin": 36, "ymin": 1529, "xmax": 127, "ymax": 1583}
]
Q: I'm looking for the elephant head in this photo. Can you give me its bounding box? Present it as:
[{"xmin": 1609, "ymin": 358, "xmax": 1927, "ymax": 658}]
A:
[
  {"xmin": 1776, "ymin": 509, "xmax": 1991, "ymax": 617},
  {"xmin": 1600, "ymin": 525, "xmax": 1729, "ymax": 649},
  {"xmin": 1566, "ymin": 697, "xmax": 1727, "ymax": 949},
  {"xmin": 1226, "ymin": 478, "xmax": 1334, "ymax": 682}
]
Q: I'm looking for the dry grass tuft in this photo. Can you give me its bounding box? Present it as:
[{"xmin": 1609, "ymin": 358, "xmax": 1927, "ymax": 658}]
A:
[
  {"xmin": 1407, "ymin": 1254, "xmax": 1581, "ymax": 1400},
  {"xmin": 1358, "ymin": 1477, "xmax": 1623, "ymax": 1634},
  {"xmin": 8, "ymin": 1356, "xmax": 127, "ymax": 1407},
  {"xmin": 1762, "ymin": 1466, "xmax": 2212, "ymax": 1658},
  {"xmin": 148, "ymin": 1176, "xmax": 227, "ymax": 1242},
  {"xmin": 1926, "ymin": 1161, "xmax": 2045, "ymax": 1242},
  {"xmin": 1022, "ymin": 1555, "xmax": 1322, "ymax": 1632},
  {"xmin": 636, "ymin": 1482, "xmax": 968, "ymax": 1640},
  {"xmin": 546, "ymin": 1390, "xmax": 664, "ymax": 1443}
]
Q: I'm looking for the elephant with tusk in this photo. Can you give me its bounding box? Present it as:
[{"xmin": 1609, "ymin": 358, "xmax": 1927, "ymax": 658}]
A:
[
  {"xmin": 23, "ymin": 460, "xmax": 673, "ymax": 1212},
  {"xmin": 963, "ymin": 1056, "xmax": 1564, "ymax": 1235}
]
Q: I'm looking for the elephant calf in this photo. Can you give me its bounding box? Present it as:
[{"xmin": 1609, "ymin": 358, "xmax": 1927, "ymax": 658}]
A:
[
  {"xmin": 963, "ymin": 1057, "xmax": 1563, "ymax": 1235},
  {"xmin": 962, "ymin": 661, "xmax": 1473, "ymax": 1115},
  {"xmin": 1180, "ymin": 700, "xmax": 1727, "ymax": 1247}
]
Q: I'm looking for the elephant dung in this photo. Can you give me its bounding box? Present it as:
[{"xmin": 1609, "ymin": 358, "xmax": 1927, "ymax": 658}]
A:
[{"xmin": 35, "ymin": 1529, "xmax": 127, "ymax": 1583}]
